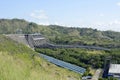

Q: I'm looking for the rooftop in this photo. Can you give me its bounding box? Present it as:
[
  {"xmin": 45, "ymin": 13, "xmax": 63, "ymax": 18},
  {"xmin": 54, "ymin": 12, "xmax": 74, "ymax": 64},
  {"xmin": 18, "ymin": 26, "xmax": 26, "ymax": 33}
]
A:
[{"xmin": 109, "ymin": 64, "xmax": 120, "ymax": 74}]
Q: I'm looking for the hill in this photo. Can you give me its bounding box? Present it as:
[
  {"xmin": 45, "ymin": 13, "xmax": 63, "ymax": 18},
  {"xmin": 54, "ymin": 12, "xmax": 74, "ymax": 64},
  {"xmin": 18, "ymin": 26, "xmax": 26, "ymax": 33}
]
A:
[
  {"xmin": 0, "ymin": 35, "xmax": 81, "ymax": 80},
  {"xmin": 0, "ymin": 19, "xmax": 120, "ymax": 47}
]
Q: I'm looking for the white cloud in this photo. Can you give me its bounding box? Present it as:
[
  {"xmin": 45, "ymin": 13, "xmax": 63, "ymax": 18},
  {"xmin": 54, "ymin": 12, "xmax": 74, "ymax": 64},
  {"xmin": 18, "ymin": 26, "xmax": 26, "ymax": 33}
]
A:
[
  {"xmin": 93, "ymin": 20, "xmax": 120, "ymax": 32},
  {"xmin": 79, "ymin": 20, "xmax": 120, "ymax": 32},
  {"xmin": 99, "ymin": 13, "xmax": 104, "ymax": 17},
  {"xmin": 29, "ymin": 10, "xmax": 120, "ymax": 32},
  {"xmin": 113, "ymin": 20, "xmax": 120, "ymax": 24},
  {"xmin": 38, "ymin": 21, "xmax": 50, "ymax": 25},
  {"xmin": 30, "ymin": 10, "xmax": 50, "ymax": 25},
  {"xmin": 117, "ymin": 2, "xmax": 120, "ymax": 6},
  {"xmin": 34, "ymin": 10, "xmax": 44, "ymax": 13},
  {"xmin": 30, "ymin": 10, "xmax": 48, "ymax": 20}
]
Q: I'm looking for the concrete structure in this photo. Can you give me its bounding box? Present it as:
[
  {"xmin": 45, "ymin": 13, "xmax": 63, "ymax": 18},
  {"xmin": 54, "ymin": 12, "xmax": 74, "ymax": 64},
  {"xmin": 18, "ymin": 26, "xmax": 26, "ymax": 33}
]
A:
[
  {"xmin": 6, "ymin": 34, "xmax": 110, "ymax": 50},
  {"xmin": 6, "ymin": 34, "xmax": 29, "ymax": 46},
  {"xmin": 24, "ymin": 34, "xmax": 46, "ymax": 48},
  {"xmin": 108, "ymin": 64, "xmax": 120, "ymax": 78},
  {"xmin": 6, "ymin": 34, "xmax": 47, "ymax": 49},
  {"xmin": 102, "ymin": 57, "xmax": 111, "ymax": 78},
  {"xmin": 40, "ymin": 54, "xmax": 86, "ymax": 74}
]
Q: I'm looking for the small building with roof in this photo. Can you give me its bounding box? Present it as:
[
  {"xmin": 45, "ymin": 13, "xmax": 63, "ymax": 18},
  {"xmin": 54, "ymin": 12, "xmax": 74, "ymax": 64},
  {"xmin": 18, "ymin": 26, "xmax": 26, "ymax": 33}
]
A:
[{"xmin": 108, "ymin": 64, "xmax": 120, "ymax": 78}]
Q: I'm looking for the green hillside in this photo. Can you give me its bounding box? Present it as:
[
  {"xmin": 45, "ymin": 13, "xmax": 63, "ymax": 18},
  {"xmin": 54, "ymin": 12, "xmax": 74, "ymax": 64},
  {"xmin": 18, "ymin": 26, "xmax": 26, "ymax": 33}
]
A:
[
  {"xmin": 0, "ymin": 19, "xmax": 120, "ymax": 47},
  {"xmin": 0, "ymin": 18, "xmax": 120, "ymax": 80},
  {"xmin": 35, "ymin": 48, "xmax": 120, "ymax": 69},
  {"xmin": 0, "ymin": 35, "xmax": 81, "ymax": 80}
]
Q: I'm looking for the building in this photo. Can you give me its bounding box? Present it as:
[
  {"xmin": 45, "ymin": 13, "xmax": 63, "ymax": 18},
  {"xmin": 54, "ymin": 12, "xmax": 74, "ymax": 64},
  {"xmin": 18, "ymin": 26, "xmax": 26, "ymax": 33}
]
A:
[{"xmin": 108, "ymin": 64, "xmax": 120, "ymax": 78}]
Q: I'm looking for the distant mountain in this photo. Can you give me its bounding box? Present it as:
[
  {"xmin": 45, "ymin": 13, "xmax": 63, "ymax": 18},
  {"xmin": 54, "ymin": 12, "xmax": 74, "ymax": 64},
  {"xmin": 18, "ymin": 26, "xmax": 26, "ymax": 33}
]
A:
[{"xmin": 0, "ymin": 18, "xmax": 120, "ymax": 47}]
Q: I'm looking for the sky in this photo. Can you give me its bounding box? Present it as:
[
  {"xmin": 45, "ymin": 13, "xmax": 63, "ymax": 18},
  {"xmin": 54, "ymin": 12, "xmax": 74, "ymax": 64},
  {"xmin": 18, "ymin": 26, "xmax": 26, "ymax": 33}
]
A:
[{"xmin": 0, "ymin": 0, "xmax": 120, "ymax": 32}]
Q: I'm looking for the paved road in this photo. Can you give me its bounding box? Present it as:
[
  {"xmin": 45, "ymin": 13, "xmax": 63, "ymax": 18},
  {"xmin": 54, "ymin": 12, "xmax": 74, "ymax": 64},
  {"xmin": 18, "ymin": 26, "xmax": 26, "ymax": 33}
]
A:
[
  {"xmin": 92, "ymin": 69, "xmax": 102, "ymax": 80},
  {"xmin": 6, "ymin": 34, "xmax": 110, "ymax": 51}
]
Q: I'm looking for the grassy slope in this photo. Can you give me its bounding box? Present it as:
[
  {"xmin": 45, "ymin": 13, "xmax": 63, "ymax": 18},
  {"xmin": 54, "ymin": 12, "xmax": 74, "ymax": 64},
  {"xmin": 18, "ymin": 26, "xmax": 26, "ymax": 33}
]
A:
[{"xmin": 0, "ymin": 35, "xmax": 81, "ymax": 80}]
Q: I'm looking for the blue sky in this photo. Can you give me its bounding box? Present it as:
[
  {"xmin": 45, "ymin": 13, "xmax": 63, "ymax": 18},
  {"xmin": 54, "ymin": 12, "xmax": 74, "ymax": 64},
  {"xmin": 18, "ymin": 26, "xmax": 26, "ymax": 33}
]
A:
[{"xmin": 0, "ymin": 0, "xmax": 120, "ymax": 32}]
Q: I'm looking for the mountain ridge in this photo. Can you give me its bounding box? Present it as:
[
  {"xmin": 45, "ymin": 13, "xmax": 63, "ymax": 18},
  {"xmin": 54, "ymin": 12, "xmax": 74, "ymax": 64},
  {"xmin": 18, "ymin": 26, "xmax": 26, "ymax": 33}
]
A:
[{"xmin": 0, "ymin": 18, "xmax": 120, "ymax": 47}]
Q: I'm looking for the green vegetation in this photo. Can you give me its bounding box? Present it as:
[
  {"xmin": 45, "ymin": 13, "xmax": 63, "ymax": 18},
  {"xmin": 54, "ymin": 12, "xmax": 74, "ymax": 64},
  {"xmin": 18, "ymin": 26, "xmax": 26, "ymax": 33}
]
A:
[
  {"xmin": 35, "ymin": 48, "xmax": 106, "ymax": 68},
  {"xmin": 35, "ymin": 48, "xmax": 120, "ymax": 69},
  {"xmin": 99, "ymin": 77, "xmax": 118, "ymax": 80},
  {"xmin": 0, "ymin": 18, "xmax": 120, "ymax": 79},
  {"xmin": 35, "ymin": 48, "xmax": 120, "ymax": 80},
  {"xmin": 0, "ymin": 19, "xmax": 120, "ymax": 47},
  {"xmin": 0, "ymin": 35, "xmax": 81, "ymax": 80}
]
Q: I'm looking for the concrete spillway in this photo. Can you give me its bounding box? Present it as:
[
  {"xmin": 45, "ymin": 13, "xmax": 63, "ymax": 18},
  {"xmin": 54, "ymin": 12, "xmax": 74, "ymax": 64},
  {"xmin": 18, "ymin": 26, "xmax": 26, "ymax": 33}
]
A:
[{"xmin": 40, "ymin": 53, "xmax": 86, "ymax": 74}]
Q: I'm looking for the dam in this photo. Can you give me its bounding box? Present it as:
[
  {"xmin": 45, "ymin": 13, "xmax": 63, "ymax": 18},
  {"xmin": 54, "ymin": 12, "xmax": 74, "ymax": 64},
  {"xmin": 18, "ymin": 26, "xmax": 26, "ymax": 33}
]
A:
[
  {"xmin": 6, "ymin": 33, "xmax": 110, "ymax": 74},
  {"xmin": 6, "ymin": 33, "xmax": 110, "ymax": 50}
]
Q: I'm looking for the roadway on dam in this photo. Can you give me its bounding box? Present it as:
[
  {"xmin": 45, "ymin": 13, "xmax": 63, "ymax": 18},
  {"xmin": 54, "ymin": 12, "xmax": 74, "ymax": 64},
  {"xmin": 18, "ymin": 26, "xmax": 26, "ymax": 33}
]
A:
[
  {"xmin": 6, "ymin": 34, "xmax": 110, "ymax": 51},
  {"xmin": 35, "ymin": 43, "xmax": 110, "ymax": 51}
]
